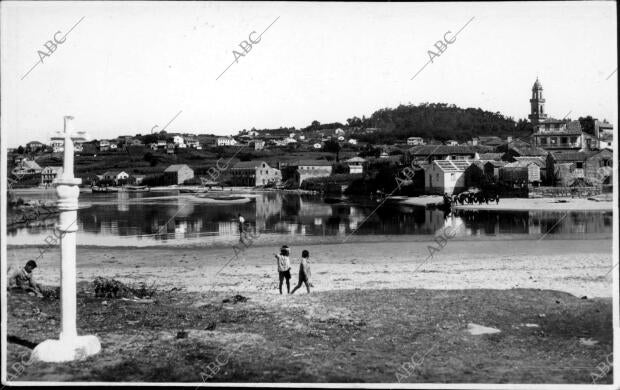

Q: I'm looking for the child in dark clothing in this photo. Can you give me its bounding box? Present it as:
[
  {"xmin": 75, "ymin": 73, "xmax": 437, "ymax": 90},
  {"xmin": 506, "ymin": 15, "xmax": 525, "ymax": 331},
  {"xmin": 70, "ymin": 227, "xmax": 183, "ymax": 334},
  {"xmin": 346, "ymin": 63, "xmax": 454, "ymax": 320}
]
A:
[{"xmin": 291, "ymin": 250, "xmax": 311, "ymax": 294}]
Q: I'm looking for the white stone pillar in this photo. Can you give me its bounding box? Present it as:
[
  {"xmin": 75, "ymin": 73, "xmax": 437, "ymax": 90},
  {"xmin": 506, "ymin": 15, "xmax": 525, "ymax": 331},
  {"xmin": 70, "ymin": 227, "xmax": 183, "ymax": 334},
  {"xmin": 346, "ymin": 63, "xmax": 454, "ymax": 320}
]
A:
[{"xmin": 31, "ymin": 116, "xmax": 101, "ymax": 362}]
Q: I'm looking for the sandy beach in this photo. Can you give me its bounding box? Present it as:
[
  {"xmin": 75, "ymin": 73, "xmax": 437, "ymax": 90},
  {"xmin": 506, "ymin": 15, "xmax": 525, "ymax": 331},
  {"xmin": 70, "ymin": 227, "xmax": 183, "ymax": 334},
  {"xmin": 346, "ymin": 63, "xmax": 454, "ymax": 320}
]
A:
[
  {"xmin": 7, "ymin": 238, "xmax": 613, "ymax": 299},
  {"xmin": 401, "ymin": 196, "xmax": 614, "ymax": 211}
]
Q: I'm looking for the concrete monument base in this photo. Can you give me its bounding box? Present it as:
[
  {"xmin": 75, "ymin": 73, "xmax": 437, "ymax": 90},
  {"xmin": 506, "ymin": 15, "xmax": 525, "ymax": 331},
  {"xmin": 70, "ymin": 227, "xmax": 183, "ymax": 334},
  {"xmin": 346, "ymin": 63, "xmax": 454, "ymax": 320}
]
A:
[{"xmin": 31, "ymin": 335, "xmax": 101, "ymax": 363}]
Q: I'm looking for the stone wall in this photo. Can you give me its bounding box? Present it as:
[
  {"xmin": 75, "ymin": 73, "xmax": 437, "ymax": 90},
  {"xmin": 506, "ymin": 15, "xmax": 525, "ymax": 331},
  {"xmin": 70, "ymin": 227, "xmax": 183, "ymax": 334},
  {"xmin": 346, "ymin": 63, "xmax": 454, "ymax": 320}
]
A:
[{"xmin": 529, "ymin": 186, "xmax": 603, "ymax": 198}]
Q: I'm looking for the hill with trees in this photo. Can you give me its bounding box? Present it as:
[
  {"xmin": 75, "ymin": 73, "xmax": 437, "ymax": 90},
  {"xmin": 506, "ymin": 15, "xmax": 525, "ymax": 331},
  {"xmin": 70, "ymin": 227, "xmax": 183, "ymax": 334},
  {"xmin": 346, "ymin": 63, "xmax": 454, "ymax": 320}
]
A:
[{"xmin": 346, "ymin": 103, "xmax": 533, "ymax": 143}]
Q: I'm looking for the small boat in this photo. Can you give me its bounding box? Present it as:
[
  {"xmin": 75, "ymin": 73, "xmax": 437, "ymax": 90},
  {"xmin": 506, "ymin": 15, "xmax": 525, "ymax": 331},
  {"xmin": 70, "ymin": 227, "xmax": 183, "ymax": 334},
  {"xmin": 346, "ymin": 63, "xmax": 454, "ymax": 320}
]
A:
[
  {"xmin": 194, "ymin": 194, "xmax": 252, "ymax": 204},
  {"xmin": 179, "ymin": 188, "xmax": 208, "ymax": 194},
  {"xmin": 122, "ymin": 185, "xmax": 151, "ymax": 192},
  {"xmin": 91, "ymin": 186, "xmax": 118, "ymax": 193}
]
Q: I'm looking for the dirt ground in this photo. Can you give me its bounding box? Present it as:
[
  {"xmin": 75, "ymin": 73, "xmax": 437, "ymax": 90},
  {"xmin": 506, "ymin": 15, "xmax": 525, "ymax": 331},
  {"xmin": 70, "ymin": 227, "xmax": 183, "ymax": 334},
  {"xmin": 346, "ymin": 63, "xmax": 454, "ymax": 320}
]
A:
[{"xmin": 6, "ymin": 286, "xmax": 613, "ymax": 384}]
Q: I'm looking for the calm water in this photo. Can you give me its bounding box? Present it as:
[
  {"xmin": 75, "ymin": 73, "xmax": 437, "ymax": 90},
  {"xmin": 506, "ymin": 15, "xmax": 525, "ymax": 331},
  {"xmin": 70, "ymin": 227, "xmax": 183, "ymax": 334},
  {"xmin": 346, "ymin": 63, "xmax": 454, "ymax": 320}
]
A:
[{"xmin": 6, "ymin": 190, "xmax": 613, "ymax": 247}]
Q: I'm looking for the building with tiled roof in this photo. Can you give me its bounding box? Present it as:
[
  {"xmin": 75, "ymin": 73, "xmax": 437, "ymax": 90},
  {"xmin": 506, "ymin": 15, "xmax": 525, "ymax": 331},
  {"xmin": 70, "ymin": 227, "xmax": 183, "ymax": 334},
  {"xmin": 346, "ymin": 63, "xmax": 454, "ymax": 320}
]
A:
[
  {"xmin": 424, "ymin": 159, "xmax": 472, "ymax": 195},
  {"xmin": 230, "ymin": 161, "xmax": 281, "ymax": 187}
]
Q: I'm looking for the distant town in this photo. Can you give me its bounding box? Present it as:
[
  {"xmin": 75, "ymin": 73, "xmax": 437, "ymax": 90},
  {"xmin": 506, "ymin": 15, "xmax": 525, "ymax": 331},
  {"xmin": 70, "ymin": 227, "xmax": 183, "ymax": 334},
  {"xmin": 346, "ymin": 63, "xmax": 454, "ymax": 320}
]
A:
[{"xmin": 7, "ymin": 78, "xmax": 614, "ymax": 198}]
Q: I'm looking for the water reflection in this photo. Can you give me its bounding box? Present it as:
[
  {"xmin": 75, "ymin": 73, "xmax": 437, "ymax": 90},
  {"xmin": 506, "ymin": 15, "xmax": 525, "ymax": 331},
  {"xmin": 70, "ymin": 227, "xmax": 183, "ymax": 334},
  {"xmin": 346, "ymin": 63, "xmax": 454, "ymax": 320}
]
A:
[{"xmin": 6, "ymin": 191, "xmax": 613, "ymax": 246}]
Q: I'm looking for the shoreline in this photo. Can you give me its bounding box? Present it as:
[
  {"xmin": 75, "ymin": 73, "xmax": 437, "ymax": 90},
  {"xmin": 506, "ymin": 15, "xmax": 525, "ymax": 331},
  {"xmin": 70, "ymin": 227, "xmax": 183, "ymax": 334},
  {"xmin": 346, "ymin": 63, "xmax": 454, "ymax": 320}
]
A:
[
  {"xmin": 6, "ymin": 238, "xmax": 613, "ymax": 298},
  {"xmin": 401, "ymin": 196, "xmax": 614, "ymax": 211}
]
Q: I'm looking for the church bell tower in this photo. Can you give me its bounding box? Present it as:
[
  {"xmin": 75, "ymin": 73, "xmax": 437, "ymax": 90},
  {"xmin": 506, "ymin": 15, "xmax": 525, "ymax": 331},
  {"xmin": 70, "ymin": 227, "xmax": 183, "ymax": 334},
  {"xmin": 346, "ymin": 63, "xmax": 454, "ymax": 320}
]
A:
[{"xmin": 528, "ymin": 77, "xmax": 547, "ymax": 125}]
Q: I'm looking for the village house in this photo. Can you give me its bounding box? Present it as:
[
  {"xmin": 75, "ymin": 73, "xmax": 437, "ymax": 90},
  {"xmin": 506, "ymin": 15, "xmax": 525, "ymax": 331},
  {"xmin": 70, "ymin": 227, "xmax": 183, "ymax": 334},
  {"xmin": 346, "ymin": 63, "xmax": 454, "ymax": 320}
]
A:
[
  {"xmin": 546, "ymin": 150, "xmax": 613, "ymax": 186},
  {"xmin": 166, "ymin": 143, "xmax": 175, "ymax": 154},
  {"xmin": 12, "ymin": 159, "xmax": 43, "ymax": 176},
  {"xmin": 185, "ymin": 136, "xmax": 201, "ymax": 149},
  {"xmin": 26, "ymin": 141, "xmax": 45, "ymax": 153},
  {"xmin": 230, "ymin": 161, "xmax": 282, "ymax": 187},
  {"xmin": 409, "ymin": 145, "xmax": 484, "ymax": 163},
  {"xmin": 41, "ymin": 166, "xmax": 64, "ymax": 186},
  {"xmin": 216, "ymin": 137, "xmax": 237, "ymax": 146},
  {"xmin": 513, "ymin": 156, "xmax": 547, "ymax": 183},
  {"xmin": 50, "ymin": 135, "xmax": 65, "ymax": 152},
  {"xmin": 157, "ymin": 140, "xmax": 167, "ymax": 148},
  {"xmin": 500, "ymin": 143, "xmax": 548, "ymax": 161},
  {"xmin": 348, "ymin": 138, "xmax": 358, "ymax": 145},
  {"xmin": 281, "ymin": 160, "xmax": 333, "ymax": 185},
  {"xmin": 253, "ymin": 140, "xmax": 265, "ymax": 151},
  {"xmin": 131, "ymin": 174, "xmax": 146, "ymax": 185},
  {"xmin": 164, "ymin": 164, "xmax": 194, "ymax": 185},
  {"xmin": 499, "ymin": 161, "xmax": 541, "ymax": 186},
  {"xmin": 407, "ymin": 137, "xmax": 424, "ymax": 146},
  {"xmin": 345, "ymin": 157, "xmax": 365, "ymax": 174},
  {"xmin": 424, "ymin": 159, "xmax": 472, "ymax": 195},
  {"xmin": 172, "ymin": 135, "xmax": 185, "ymax": 147},
  {"xmin": 483, "ymin": 160, "xmax": 507, "ymax": 182},
  {"xmin": 102, "ymin": 170, "xmax": 130, "ymax": 185},
  {"xmin": 98, "ymin": 140, "xmax": 111, "ymax": 151},
  {"xmin": 595, "ymin": 120, "xmax": 614, "ymax": 151}
]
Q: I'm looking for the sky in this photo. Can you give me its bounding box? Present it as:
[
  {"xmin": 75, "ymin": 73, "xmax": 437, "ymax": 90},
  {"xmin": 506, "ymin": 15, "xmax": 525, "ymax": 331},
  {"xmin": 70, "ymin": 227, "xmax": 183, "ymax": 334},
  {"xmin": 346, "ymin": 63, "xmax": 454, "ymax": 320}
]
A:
[{"xmin": 1, "ymin": 1, "xmax": 617, "ymax": 148}]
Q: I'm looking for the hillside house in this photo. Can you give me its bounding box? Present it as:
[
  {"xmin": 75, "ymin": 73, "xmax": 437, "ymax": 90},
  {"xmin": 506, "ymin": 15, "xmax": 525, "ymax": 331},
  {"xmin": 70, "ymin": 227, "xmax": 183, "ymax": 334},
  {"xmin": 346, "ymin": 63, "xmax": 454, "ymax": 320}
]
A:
[
  {"xmin": 345, "ymin": 157, "xmax": 365, "ymax": 174},
  {"xmin": 281, "ymin": 160, "xmax": 333, "ymax": 185},
  {"xmin": 12, "ymin": 159, "xmax": 43, "ymax": 176},
  {"xmin": 407, "ymin": 137, "xmax": 424, "ymax": 146},
  {"xmin": 164, "ymin": 164, "xmax": 194, "ymax": 185},
  {"xmin": 41, "ymin": 166, "xmax": 64, "ymax": 186},
  {"xmin": 216, "ymin": 137, "xmax": 237, "ymax": 146}
]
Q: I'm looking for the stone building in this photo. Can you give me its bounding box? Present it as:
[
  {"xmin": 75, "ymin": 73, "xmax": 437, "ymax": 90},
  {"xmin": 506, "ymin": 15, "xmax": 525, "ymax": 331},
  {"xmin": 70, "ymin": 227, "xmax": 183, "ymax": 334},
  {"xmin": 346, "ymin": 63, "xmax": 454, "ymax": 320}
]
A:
[
  {"xmin": 230, "ymin": 161, "xmax": 281, "ymax": 187},
  {"xmin": 164, "ymin": 164, "xmax": 194, "ymax": 185}
]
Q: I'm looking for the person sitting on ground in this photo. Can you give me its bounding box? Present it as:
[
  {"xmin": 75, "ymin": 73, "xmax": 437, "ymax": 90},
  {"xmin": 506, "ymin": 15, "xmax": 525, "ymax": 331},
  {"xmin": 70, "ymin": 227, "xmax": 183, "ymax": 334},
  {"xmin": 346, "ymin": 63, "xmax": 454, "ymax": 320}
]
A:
[
  {"xmin": 274, "ymin": 246, "xmax": 291, "ymax": 294},
  {"xmin": 291, "ymin": 250, "xmax": 311, "ymax": 294},
  {"xmin": 8, "ymin": 260, "xmax": 44, "ymax": 297}
]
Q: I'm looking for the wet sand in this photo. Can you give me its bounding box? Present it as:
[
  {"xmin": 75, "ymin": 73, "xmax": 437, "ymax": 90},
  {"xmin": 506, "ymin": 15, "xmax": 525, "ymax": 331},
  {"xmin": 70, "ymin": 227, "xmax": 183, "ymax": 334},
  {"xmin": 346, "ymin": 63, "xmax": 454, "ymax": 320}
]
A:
[{"xmin": 6, "ymin": 238, "xmax": 613, "ymax": 298}]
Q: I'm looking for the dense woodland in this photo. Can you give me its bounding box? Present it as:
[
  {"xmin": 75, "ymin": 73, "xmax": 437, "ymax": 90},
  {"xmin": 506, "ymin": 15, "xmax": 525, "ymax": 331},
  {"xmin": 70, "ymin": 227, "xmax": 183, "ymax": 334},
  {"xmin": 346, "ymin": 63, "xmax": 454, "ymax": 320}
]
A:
[{"xmin": 349, "ymin": 103, "xmax": 533, "ymax": 143}]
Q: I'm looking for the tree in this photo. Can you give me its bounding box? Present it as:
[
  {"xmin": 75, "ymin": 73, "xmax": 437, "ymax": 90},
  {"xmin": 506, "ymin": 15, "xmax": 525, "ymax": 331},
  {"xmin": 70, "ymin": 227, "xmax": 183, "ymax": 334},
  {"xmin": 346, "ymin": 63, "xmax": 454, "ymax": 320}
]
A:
[
  {"xmin": 578, "ymin": 116, "xmax": 596, "ymax": 135},
  {"xmin": 323, "ymin": 139, "xmax": 341, "ymax": 161},
  {"xmin": 17, "ymin": 145, "xmax": 24, "ymax": 154}
]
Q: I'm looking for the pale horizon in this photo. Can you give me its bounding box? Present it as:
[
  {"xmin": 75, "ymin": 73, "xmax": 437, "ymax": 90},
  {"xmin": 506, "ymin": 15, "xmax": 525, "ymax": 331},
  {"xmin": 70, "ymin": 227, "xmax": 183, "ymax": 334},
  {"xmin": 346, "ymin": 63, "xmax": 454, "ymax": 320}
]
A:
[{"xmin": 1, "ymin": 1, "xmax": 617, "ymax": 148}]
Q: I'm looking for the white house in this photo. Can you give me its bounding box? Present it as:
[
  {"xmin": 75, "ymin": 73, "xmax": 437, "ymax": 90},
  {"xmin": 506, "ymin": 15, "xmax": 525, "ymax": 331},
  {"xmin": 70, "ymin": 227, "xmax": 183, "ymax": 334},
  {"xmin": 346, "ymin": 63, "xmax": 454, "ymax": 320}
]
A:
[
  {"xmin": 98, "ymin": 140, "xmax": 111, "ymax": 151},
  {"xmin": 337, "ymin": 136, "xmax": 345, "ymax": 141},
  {"xmin": 424, "ymin": 159, "xmax": 472, "ymax": 195},
  {"xmin": 445, "ymin": 140, "xmax": 459, "ymax": 146},
  {"xmin": 345, "ymin": 157, "xmax": 365, "ymax": 174},
  {"xmin": 254, "ymin": 140, "xmax": 265, "ymax": 150},
  {"xmin": 173, "ymin": 135, "xmax": 185, "ymax": 146},
  {"xmin": 334, "ymin": 128, "xmax": 345, "ymax": 136},
  {"xmin": 348, "ymin": 138, "xmax": 358, "ymax": 145},
  {"xmin": 102, "ymin": 170, "xmax": 130, "ymax": 184},
  {"xmin": 407, "ymin": 137, "xmax": 424, "ymax": 146},
  {"xmin": 41, "ymin": 166, "xmax": 63, "ymax": 186},
  {"xmin": 313, "ymin": 143, "xmax": 322, "ymax": 149},
  {"xmin": 109, "ymin": 143, "xmax": 118, "ymax": 150},
  {"xmin": 216, "ymin": 137, "xmax": 237, "ymax": 146}
]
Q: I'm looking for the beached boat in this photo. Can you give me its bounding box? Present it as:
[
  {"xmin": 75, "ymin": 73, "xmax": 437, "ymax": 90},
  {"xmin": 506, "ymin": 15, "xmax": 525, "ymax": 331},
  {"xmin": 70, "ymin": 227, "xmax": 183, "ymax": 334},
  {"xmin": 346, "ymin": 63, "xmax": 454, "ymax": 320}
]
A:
[
  {"xmin": 194, "ymin": 194, "xmax": 252, "ymax": 204},
  {"xmin": 91, "ymin": 186, "xmax": 119, "ymax": 193},
  {"xmin": 179, "ymin": 188, "xmax": 208, "ymax": 194},
  {"xmin": 122, "ymin": 185, "xmax": 151, "ymax": 192}
]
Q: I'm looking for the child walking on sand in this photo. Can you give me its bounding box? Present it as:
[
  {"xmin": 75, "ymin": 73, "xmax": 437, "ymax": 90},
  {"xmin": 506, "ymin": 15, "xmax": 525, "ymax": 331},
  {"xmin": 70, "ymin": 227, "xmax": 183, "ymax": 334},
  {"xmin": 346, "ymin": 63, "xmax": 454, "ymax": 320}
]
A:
[
  {"xmin": 291, "ymin": 250, "xmax": 311, "ymax": 294},
  {"xmin": 274, "ymin": 245, "xmax": 291, "ymax": 294}
]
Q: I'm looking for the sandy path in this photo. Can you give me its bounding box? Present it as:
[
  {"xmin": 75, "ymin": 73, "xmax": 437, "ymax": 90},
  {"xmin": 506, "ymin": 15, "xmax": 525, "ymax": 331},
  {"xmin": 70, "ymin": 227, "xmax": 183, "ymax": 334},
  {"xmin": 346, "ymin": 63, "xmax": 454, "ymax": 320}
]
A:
[{"xmin": 6, "ymin": 238, "xmax": 613, "ymax": 298}]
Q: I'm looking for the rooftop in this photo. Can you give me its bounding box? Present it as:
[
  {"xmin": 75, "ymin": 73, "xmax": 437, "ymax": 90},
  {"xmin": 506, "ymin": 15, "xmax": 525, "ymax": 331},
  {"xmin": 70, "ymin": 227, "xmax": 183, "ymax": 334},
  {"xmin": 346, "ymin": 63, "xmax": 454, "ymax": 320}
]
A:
[
  {"xmin": 433, "ymin": 159, "xmax": 472, "ymax": 172},
  {"xmin": 164, "ymin": 164, "xmax": 192, "ymax": 172}
]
